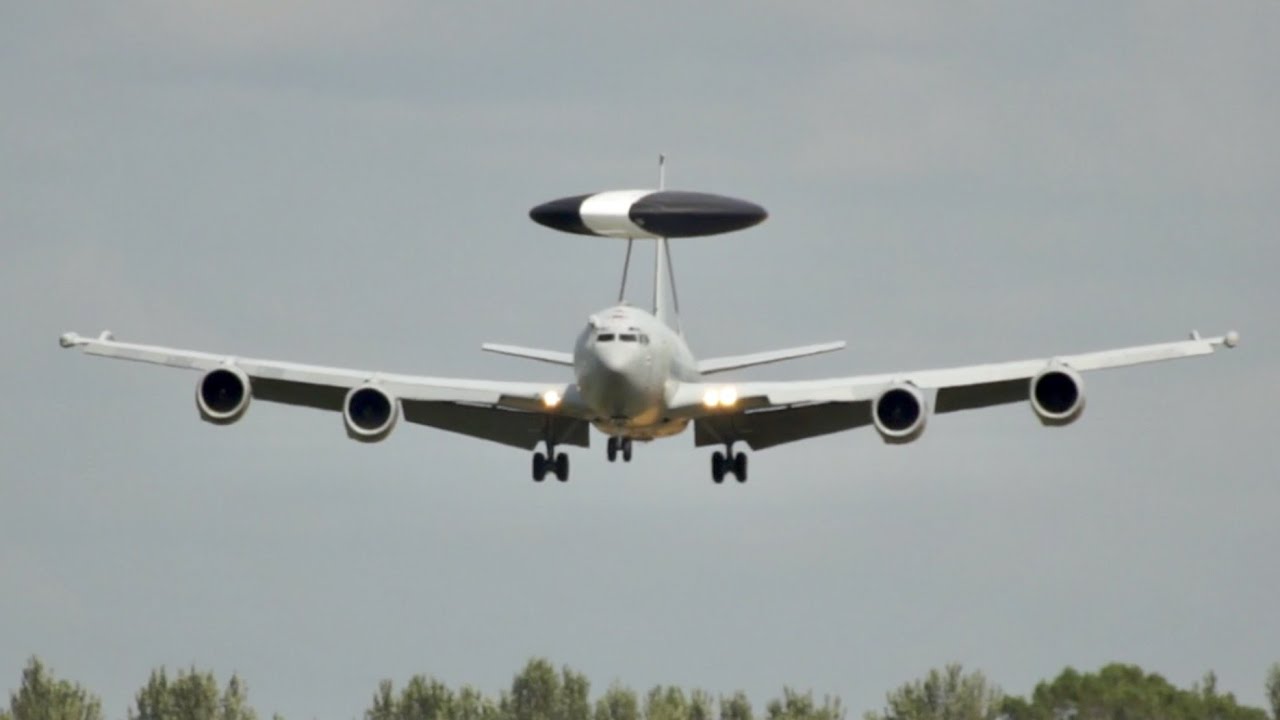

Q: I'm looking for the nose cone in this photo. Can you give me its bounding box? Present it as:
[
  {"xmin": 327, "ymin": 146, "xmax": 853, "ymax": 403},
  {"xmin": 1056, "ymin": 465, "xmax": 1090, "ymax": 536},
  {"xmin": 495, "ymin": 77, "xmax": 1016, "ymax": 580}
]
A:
[
  {"xmin": 628, "ymin": 191, "xmax": 767, "ymax": 237},
  {"xmin": 595, "ymin": 343, "xmax": 633, "ymax": 373},
  {"xmin": 586, "ymin": 343, "xmax": 647, "ymax": 419},
  {"xmin": 529, "ymin": 194, "xmax": 595, "ymax": 236}
]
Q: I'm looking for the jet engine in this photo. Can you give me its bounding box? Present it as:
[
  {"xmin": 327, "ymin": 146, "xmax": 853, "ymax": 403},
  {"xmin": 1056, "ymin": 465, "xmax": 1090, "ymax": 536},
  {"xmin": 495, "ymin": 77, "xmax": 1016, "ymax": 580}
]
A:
[
  {"xmin": 344, "ymin": 385, "xmax": 398, "ymax": 442},
  {"xmin": 196, "ymin": 367, "xmax": 251, "ymax": 425},
  {"xmin": 872, "ymin": 383, "xmax": 928, "ymax": 444},
  {"xmin": 1030, "ymin": 365, "xmax": 1086, "ymax": 426}
]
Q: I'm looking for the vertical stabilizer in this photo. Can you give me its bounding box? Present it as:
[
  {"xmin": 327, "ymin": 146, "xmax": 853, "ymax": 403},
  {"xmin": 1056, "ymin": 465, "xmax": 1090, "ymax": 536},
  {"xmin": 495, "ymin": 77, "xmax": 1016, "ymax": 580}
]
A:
[
  {"xmin": 653, "ymin": 237, "xmax": 677, "ymax": 331},
  {"xmin": 652, "ymin": 154, "xmax": 681, "ymax": 333}
]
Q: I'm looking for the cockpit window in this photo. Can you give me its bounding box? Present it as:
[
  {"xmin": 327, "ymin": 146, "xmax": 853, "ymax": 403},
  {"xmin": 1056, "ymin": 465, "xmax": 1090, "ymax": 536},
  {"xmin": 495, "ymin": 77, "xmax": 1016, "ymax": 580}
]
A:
[
  {"xmin": 597, "ymin": 333, "xmax": 615, "ymax": 342},
  {"xmin": 619, "ymin": 333, "xmax": 638, "ymax": 342}
]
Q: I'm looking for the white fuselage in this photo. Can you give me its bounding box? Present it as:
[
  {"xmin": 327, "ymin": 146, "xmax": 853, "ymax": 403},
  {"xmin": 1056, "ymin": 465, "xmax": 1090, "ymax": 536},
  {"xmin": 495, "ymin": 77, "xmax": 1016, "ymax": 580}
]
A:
[{"xmin": 573, "ymin": 304, "xmax": 698, "ymax": 440}]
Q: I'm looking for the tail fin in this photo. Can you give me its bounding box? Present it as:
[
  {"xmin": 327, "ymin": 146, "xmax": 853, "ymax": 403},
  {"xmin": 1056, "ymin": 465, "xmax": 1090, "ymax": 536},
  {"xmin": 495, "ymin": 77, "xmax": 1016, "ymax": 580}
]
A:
[
  {"xmin": 651, "ymin": 154, "xmax": 682, "ymax": 333},
  {"xmin": 653, "ymin": 237, "xmax": 681, "ymax": 333}
]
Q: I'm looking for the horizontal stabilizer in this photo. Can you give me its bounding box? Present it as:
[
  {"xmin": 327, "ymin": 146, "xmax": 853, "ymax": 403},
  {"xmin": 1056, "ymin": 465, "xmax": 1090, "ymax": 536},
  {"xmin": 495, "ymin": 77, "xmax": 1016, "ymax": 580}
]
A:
[
  {"xmin": 482, "ymin": 343, "xmax": 574, "ymax": 367},
  {"xmin": 698, "ymin": 341, "xmax": 846, "ymax": 375}
]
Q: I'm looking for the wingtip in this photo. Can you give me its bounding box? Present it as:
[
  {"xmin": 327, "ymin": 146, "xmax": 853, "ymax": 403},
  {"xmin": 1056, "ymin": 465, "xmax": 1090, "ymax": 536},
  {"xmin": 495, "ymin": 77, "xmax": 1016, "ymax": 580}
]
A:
[
  {"xmin": 59, "ymin": 330, "xmax": 114, "ymax": 348},
  {"xmin": 1223, "ymin": 330, "xmax": 1240, "ymax": 348}
]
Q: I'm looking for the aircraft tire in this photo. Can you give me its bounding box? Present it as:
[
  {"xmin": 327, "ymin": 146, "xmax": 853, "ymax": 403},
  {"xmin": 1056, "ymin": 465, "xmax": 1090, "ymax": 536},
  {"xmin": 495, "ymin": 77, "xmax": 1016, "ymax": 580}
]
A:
[
  {"xmin": 733, "ymin": 452, "xmax": 748, "ymax": 483},
  {"xmin": 622, "ymin": 439, "xmax": 633, "ymax": 462},
  {"xmin": 607, "ymin": 437, "xmax": 618, "ymax": 462},
  {"xmin": 711, "ymin": 451, "xmax": 726, "ymax": 483},
  {"xmin": 532, "ymin": 452, "xmax": 547, "ymax": 482},
  {"xmin": 555, "ymin": 453, "xmax": 569, "ymax": 482}
]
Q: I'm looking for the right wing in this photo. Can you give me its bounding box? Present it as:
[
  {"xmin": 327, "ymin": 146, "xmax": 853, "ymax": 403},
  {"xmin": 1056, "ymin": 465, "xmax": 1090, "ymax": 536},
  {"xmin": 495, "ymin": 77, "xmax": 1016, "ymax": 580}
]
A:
[
  {"xmin": 59, "ymin": 331, "xmax": 589, "ymax": 449},
  {"xmin": 672, "ymin": 330, "xmax": 1240, "ymax": 450}
]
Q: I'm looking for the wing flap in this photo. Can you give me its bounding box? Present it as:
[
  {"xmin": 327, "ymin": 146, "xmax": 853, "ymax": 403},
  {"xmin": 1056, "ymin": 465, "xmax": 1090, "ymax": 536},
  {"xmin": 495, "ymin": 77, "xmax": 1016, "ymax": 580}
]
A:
[
  {"xmin": 402, "ymin": 401, "xmax": 589, "ymax": 450},
  {"xmin": 250, "ymin": 377, "xmax": 346, "ymax": 412},
  {"xmin": 695, "ymin": 402, "xmax": 872, "ymax": 450},
  {"xmin": 934, "ymin": 378, "xmax": 1028, "ymax": 414}
]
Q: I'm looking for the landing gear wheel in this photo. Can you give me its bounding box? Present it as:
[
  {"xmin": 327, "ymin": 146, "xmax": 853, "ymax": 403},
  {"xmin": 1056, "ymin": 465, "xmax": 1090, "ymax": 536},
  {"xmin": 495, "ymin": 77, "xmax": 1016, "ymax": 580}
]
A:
[
  {"xmin": 622, "ymin": 438, "xmax": 633, "ymax": 462},
  {"xmin": 532, "ymin": 452, "xmax": 547, "ymax": 482},
  {"xmin": 711, "ymin": 451, "xmax": 726, "ymax": 484},
  {"xmin": 554, "ymin": 452, "xmax": 569, "ymax": 482},
  {"xmin": 733, "ymin": 452, "xmax": 748, "ymax": 483},
  {"xmin": 607, "ymin": 437, "xmax": 618, "ymax": 463}
]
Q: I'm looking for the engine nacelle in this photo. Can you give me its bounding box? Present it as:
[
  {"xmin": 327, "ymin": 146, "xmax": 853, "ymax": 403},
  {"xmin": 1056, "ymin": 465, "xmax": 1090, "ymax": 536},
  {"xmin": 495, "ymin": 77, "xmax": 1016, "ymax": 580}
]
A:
[
  {"xmin": 872, "ymin": 383, "xmax": 928, "ymax": 444},
  {"xmin": 196, "ymin": 366, "xmax": 251, "ymax": 425},
  {"xmin": 343, "ymin": 385, "xmax": 398, "ymax": 443},
  {"xmin": 1030, "ymin": 365, "xmax": 1086, "ymax": 426}
]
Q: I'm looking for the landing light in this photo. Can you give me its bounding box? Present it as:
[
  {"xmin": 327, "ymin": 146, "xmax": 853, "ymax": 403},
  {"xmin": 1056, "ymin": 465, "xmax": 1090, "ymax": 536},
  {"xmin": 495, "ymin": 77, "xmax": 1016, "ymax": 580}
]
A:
[
  {"xmin": 719, "ymin": 386, "xmax": 738, "ymax": 407},
  {"xmin": 702, "ymin": 386, "xmax": 738, "ymax": 409},
  {"xmin": 542, "ymin": 389, "xmax": 562, "ymax": 408}
]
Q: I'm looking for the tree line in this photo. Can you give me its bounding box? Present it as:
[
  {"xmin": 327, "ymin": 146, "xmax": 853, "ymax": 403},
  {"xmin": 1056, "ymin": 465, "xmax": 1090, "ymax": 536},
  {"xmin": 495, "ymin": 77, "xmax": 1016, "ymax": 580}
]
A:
[{"xmin": 3, "ymin": 657, "xmax": 1278, "ymax": 720}]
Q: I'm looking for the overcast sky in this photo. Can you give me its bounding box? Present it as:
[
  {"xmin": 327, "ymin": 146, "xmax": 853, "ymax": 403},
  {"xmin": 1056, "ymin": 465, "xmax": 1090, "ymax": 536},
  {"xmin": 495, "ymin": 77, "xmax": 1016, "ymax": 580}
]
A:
[{"xmin": 2, "ymin": 2, "xmax": 1277, "ymax": 718}]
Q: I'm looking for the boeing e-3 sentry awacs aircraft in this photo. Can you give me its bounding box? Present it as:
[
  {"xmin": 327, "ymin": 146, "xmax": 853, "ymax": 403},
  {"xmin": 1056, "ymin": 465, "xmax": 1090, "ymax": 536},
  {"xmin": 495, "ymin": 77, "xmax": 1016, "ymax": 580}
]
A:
[{"xmin": 59, "ymin": 174, "xmax": 1240, "ymax": 483}]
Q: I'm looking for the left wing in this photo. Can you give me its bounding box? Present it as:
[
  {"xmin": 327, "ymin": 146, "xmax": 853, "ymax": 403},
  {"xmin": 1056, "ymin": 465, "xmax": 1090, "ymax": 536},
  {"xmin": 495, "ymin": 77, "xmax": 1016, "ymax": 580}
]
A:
[
  {"xmin": 58, "ymin": 331, "xmax": 589, "ymax": 449},
  {"xmin": 671, "ymin": 330, "xmax": 1240, "ymax": 450}
]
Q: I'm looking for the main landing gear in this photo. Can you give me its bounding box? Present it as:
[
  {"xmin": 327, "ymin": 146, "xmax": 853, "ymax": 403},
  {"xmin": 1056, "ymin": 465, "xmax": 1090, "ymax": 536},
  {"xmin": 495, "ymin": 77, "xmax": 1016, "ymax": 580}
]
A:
[
  {"xmin": 606, "ymin": 436, "xmax": 633, "ymax": 463},
  {"xmin": 532, "ymin": 444, "xmax": 569, "ymax": 482},
  {"xmin": 711, "ymin": 444, "xmax": 748, "ymax": 484}
]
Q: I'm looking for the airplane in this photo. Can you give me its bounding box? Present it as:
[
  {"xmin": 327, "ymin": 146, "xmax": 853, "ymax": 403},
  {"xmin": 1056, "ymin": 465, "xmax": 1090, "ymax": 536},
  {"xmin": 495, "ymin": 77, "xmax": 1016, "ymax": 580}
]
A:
[{"xmin": 59, "ymin": 167, "xmax": 1240, "ymax": 484}]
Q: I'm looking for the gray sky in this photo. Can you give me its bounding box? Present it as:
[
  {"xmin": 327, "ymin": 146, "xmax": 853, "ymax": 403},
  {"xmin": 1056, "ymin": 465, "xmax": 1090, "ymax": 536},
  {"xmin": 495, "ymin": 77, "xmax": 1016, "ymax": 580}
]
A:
[{"xmin": 2, "ymin": 2, "xmax": 1277, "ymax": 718}]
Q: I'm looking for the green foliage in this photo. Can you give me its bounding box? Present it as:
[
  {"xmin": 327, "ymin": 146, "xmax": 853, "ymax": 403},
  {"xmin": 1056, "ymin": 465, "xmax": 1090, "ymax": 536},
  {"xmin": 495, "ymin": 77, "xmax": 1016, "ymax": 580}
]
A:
[
  {"xmin": 594, "ymin": 684, "xmax": 639, "ymax": 720},
  {"xmin": 6, "ymin": 657, "xmax": 103, "ymax": 720},
  {"xmin": 863, "ymin": 665, "xmax": 996, "ymax": 720},
  {"xmin": 129, "ymin": 667, "xmax": 257, "ymax": 720},
  {"xmin": 644, "ymin": 687, "xmax": 689, "ymax": 720},
  {"xmin": 560, "ymin": 668, "xmax": 591, "ymax": 720},
  {"xmin": 401, "ymin": 676, "xmax": 456, "ymax": 720},
  {"xmin": 1001, "ymin": 663, "xmax": 1267, "ymax": 720},
  {"xmin": 366, "ymin": 676, "xmax": 501, "ymax": 720},
  {"xmin": 1266, "ymin": 663, "xmax": 1280, "ymax": 720},
  {"xmin": 456, "ymin": 686, "xmax": 502, "ymax": 720},
  {"xmin": 5, "ymin": 654, "xmax": 1277, "ymax": 720},
  {"xmin": 687, "ymin": 691, "xmax": 714, "ymax": 720},
  {"xmin": 367, "ymin": 659, "xmax": 588, "ymax": 720},
  {"xmin": 718, "ymin": 692, "xmax": 752, "ymax": 720},
  {"xmin": 220, "ymin": 676, "xmax": 257, "ymax": 720},
  {"xmin": 766, "ymin": 689, "xmax": 843, "ymax": 720},
  {"xmin": 511, "ymin": 659, "xmax": 562, "ymax": 720}
]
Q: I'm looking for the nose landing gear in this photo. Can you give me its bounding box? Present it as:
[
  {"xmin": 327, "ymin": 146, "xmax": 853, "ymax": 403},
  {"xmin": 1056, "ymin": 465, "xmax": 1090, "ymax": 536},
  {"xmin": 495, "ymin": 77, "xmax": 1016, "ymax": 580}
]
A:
[
  {"xmin": 606, "ymin": 436, "xmax": 633, "ymax": 463},
  {"xmin": 711, "ymin": 444, "xmax": 747, "ymax": 483}
]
